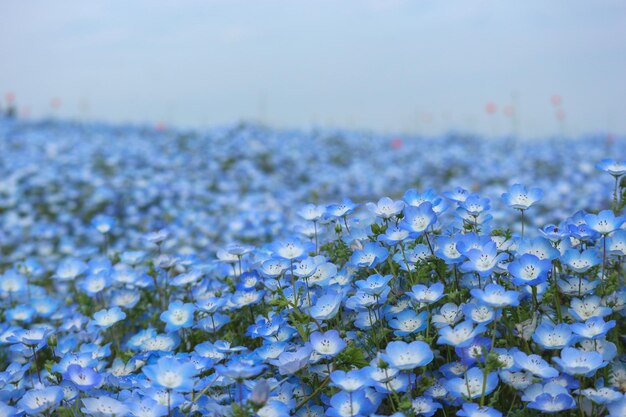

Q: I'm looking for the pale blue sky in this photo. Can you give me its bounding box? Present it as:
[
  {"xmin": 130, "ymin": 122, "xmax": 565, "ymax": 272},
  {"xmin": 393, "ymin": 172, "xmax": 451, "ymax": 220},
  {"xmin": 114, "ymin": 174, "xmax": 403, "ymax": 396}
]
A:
[{"xmin": 1, "ymin": 0, "xmax": 625, "ymax": 137}]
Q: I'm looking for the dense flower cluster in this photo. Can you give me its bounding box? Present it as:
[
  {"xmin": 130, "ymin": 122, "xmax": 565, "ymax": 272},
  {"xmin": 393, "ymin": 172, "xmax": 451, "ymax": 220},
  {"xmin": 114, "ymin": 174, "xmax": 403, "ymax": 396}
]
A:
[{"xmin": 0, "ymin": 119, "xmax": 625, "ymax": 417}]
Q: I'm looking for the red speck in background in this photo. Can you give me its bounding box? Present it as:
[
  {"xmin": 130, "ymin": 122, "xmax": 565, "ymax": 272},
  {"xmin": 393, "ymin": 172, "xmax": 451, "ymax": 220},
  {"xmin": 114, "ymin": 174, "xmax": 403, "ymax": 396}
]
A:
[
  {"xmin": 155, "ymin": 122, "xmax": 167, "ymax": 132},
  {"xmin": 555, "ymin": 109, "xmax": 566, "ymax": 121},
  {"xmin": 5, "ymin": 92, "xmax": 15, "ymax": 104},
  {"xmin": 503, "ymin": 105, "xmax": 515, "ymax": 117},
  {"xmin": 484, "ymin": 102, "xmax": 497, "ymax": 115},
  {"xmin": 51, "ymin": 97, "xmax": 61, "ymax": 109},
  {"xmin": 551, "ymin": 95, "xmax": 562, "ymax": 107},
  {"xmin": 391, "ymin": 138, "xmax": 403, "ymax": 149}
]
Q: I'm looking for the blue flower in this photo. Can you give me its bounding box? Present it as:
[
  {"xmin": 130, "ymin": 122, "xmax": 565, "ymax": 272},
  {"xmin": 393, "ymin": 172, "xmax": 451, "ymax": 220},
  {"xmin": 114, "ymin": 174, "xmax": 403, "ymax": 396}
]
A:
[
  {"xmin": 458, "ymin": 194, "xmax": 491, "ymax": 217},
  {"xmin": 91, "ymin": 307, "xmax": 126, "ymax": 329},
  {"xmin": 269, "ymin": 238, "xmax": 315, "ymax": 260},
  {"xmin": 606, "ymin": 393, "xmax": 626, "ymax": 417},
  {"xmin": 437, "ymin": 320, "xmax": 487, "ymax": 348},
  {"xmin": 215, "ymin": 357, "xmax": 266, "ymax": 380},
  {"xmin": 585, "ymin": 209, "xmax": 626, "ymax": 235},
  {"xmin": 570, "ymin": 316, "xmax": 616, "ymax": 340},
  {"xmin": 91, "ymin": 214, "xmax": 116, "ymax": 234},
  {"xmin": 388, "ymin": 309, "xmax": 428, "ymax": 336},
  {"xmin": 456, "ymin": 403, "xmax": 502, "ymax": 417},
  {"xmin": 349, "ymin": 242, "xmax": 388, "ymax": 268},
  {"xmin": 444, "ymin": 367, "xmax": 499, "ymax": 399},
  {"xmin": 532, "ymin": 323, "xmax": 575, "ymax": 350},
  {"xmin": 17, "ymin": 387, "xmax": 64, "ymax": 415},
  {"xmin": 470, "ymin": 284, "xmax": 520, "ymax": 308},
  {"xmin": 513, "ymin": 351, "xmax": 559, "ymax": 378},
  {"xmin": 399, "ymin": 202, "xmax": 437, "ymax": 236},
  {"xmin": 310, "ymin": 330, "xmax": 346, "ymax": 357},
  {"xmin": 355, "ymin": 274, "xmax": 393, "ymax": 295},
  {"xmin": 596, "ymin": 158, "xmax": 626, "ymax": 177},
  {"xmin": 366, "ymin": 196, "xmax": 405, "ymax": 219},
  {"xmin": 142, "ymin": 356, "xmax": 199, "ymax": 392},
  {"xmin": 501, "ymin": 184, "xmax": 543, "ymax": 210},
  {"xmin": 326, "ymin": 198, "xmax": 359, "ymax": 218},
  {"xmin": 460, "ymin": 242, "xmax": 508, "ymax": 277},
  {"xmin": 64, "ymin": 364, "xmax": 103, "ymax": 391},
  {"xmin": 330, "ymin": 369, "xmax": 371, "ymax": 392},
  {"xmin": 507, "ymin": 254, "xmax": 551, "ymax": 286},
  {"xmin": 562, "ymin": 249, "xmax": 602, "ymax": 273},
  {"xmin": 523, "ymin": 383, "xmax": 576, "ymax": 413},
  {"xmin": 380, "ymin": 340, "xmax": 434, "ymax": 370},
  {"xmin": 269, "ymin": 344, "xmax": 313, "ymax": 375},
  {"xmin": 327, "ymin": 390, "xmax": 369, "ymax": 417},
  {"xmin": 81, "ymin": 396, "xmax": 130, "ymax": 417},
  {"xmin": 410, "ymin": 396, "xmax": 442, "ymax": 417},
  {"xmin": 552, "ymin": 347, "xmax": 607, "ymax": 377},
  {"xmin": 160, "ymin": 300, "xmax": 195, "ymax": 332},
  {"xmin": 407, "ymin": 282, "xmax": 445, "ymax": 305}
]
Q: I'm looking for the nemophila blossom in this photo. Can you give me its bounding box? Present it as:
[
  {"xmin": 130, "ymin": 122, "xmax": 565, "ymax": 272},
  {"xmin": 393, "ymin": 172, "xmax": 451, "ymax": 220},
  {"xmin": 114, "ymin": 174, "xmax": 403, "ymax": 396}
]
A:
[
  {"xmin": 160, "ymin": 300, "xmax": 195, "ymax": 332},
  {"xmin": 430, "ymin": 302, "xmax": 463, "ymax": 328},
  {"xmin": 607, "ymin": 229, "xmax": 626, "ymax": 255},
  {"xmin": 461, "ymin": 303, "xmax": 496, "ymax": 325},
  {"xmin": 270, "ymin": 344, "xmax": 313, "ymax": 375},
  {"xmin": 557, "ymin": 276, "xmax": 598, "ymax": 296},
  {"xmin": 127, "ymin": 397, "xmax": 168, "ymax": 417},
  {"xmin": 443, "ymin": 186, "xmax": 470, "ymax": 203},
  {"xmin": 55, "ymin": 257, "xmax": 88, "ymax": 281},
  {"xmin": 366, "ymin": 196, "xmax": 405, "ymax": 219},
  {"xmin": 444, "ymin": 367, "xmax": 499, "ymax": 399},
  {"xmin": 607, "ymin": 394, "xmax": 626, "ymax": 417},
  {"xmin": 378, "ymin": 226, "xmax": 410, "ymax": 245},
  {"xmin": 0, "ymin": 270, "xmax": 27, "ymax": 297},
  {"xmin": 460, "ymin": 242, "xmax": 508, "ymax": 277},
  {"xmin": 516, "ymin": 237, "xmax": 561, "ymax": 261},
  {"xmin": 142, "ymin": 357, "xmax": 199, "ymax": 392},
  {"xmin": 64, "ymin": 364, "xmax": 103, "ymax": 391},
  {"xmin": 596, "ymin": 158, "xmax": 626, "ymax": 176},
  {"xmin": 579, "ymin": 378, "xmax": 622, "ymax": 405},
  {"xmin": 17, "ymin": 386, "xmax": 64, "ymax": 415},
  {"xmin": 81, "ymin": 396, "xmax": 129, "ymax": 417},
  {"xmin": 388, "ymin": 309, "xmax": 428, "ymax": 336},
  {"xmin": 298, "ymin": 204, "xmax": 325, "ymax": 222},
  {"xmin": 523, "ymin": 383, "xmax": 576, "ymax": 413},
  {"xmin": 434, "ymin": 235, "xmax": 464, "ymax": 264},
  {"xmin": 470, "ymin": 284, "xmax": 520, "ymax": 308},
  {"xmin": 584, "ymin": 210, "xmax": 625, "ymax": 235},
  {"xmin": 330, "ymin": 369, "xmax": 371, "ymax": 392},
  {"xmin": 326, "ymin": 198, "xmax": 359, "ymax": 219},
  {"xmin": 437, "ymin": 320, "xmax": 487, "ymax": 348},
  {"xmin": 456, "ymin": 403, "xmax": 502, "ymax": 417},
  {"xmin": 91, "ymin": 307, "xmax": 126, "ymax": 329},
  {"xmin": 91, "ymin": 214, "xmax": 116, "ymax": 234},
  {"xmin": 513, "ymin": 351, "xmax": 559, "ymax": 378},
  {"xmin": 310, "ymin": 330, "xmax": 346, "ymax": 357},
  {"xmin": 568, "ymin": 295, "xmax": 613, "ymax": 321},
  {"xmin": 349, "ymin": 242, "xmax": 388, "ymax": 268},
  {"xmin": 507, "ymin": 254, "xmax": 551, "ymax": 286},
  {"xmin": 399, "ymin": 202, "xmax": 437, "ymax": 236},
  {"xmin": 407, "ymin": 282, "xmax": 445, "ymax": 305},
  {"xmin": 410, "ymin": 396, "xmax": 442, "ymax": 417},
  {"xmin": 532, "ymin": 323, "xmax": 575, "ymax": 350},
  {"xmin": 215, "ymin": 357, "xmax": 266, "ymax": 380},
  {"xmin": 355, "ymin": 274, "xmax": 393, "ymax": 295},
  {"xmin": 270, "ymin": 238, "xmax": 314, "ymax": 261},
  {"xmin": 562, "ymin": 248, "xmax": 602, "ymax": 273},
  {"xmin": 570, "ymin": 316, "xmax": 616, "ymax": 339},
  {"xmin": 552, "ymin": 347, "xmax": 607, "ymax": 376},
  {"xmin": 459, "ymin": 194, "xmax": 490, "ymax": 217},
  {"xmin": 327, "ymin": 390, "xmax": 369, "ymax": 417},
  {"xmin": 455, "ymin": 336, "xmax": 491, "ymax": 365},
  {"xmin": 380, "ymin": 340, "xmax": 434, "ymax": 370},
  {"xmin": 501, "ymin": 184, "xmax": 543, "ymax": 210}
]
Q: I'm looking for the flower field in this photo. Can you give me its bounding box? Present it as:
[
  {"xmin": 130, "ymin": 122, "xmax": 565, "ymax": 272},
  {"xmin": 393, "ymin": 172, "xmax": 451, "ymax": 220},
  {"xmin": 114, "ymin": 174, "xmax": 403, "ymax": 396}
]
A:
[{"xmin": 0, "ymin": 118, "xmax": 625, "ymax": 417}]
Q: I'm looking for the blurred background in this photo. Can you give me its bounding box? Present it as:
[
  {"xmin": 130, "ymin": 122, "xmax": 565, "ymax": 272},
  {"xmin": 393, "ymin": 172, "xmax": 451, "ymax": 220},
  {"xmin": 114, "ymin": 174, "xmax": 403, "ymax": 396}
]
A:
[{"xmin": 1, "ymin": 0, "xmax": 625, "ymax": 138}]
